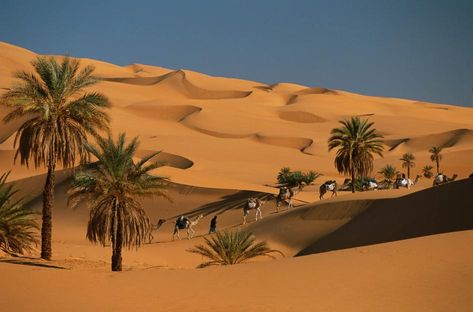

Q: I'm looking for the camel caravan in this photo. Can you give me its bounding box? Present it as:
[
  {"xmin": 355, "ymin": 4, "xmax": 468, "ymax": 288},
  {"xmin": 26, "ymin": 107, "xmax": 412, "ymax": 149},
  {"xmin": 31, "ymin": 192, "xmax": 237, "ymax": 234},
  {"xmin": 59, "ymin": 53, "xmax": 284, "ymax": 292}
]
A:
[
  {"xmin": 160, "ymin": 165, "xmax": 459, "ymax": 241},
  {"xmin": 153, "ymin": 122, "xmax": 461, "ymax": 242}
]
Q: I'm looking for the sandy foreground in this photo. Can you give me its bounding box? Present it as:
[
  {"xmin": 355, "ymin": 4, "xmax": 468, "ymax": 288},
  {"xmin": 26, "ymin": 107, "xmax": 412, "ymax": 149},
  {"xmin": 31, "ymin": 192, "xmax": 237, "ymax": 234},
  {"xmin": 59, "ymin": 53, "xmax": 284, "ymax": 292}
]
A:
[{"xmin": 0, "ymin": 42, "xmax": 472, "ymax": 311}]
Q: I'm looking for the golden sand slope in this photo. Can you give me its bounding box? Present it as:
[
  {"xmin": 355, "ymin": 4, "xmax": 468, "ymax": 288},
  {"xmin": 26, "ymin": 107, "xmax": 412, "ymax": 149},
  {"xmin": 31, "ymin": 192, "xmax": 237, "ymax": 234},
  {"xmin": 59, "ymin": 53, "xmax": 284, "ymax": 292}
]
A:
[
  {"xmin": 1, "ymin": 172, "xmax": 471, "ymax": 311},
  {"xmin": 1, "ymin": 41, "xmax": 472, "ymax": 191}
]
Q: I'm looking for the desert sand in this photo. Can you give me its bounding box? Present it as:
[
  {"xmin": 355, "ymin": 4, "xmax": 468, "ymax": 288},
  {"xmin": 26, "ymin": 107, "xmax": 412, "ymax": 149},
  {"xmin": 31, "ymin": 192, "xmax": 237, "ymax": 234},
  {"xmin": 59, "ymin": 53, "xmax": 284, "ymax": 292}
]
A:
[{"xmin": 0, "ymin": 41, "xmax": 472, "ymax": 311}]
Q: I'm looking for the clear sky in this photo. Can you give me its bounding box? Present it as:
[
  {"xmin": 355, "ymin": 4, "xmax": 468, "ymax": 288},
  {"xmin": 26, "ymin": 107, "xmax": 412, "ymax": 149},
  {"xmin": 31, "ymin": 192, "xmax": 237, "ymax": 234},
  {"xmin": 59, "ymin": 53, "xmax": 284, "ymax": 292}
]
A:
[{"xmin": 1, "ymin": 0, "xmax": 472, "ymax": 106}]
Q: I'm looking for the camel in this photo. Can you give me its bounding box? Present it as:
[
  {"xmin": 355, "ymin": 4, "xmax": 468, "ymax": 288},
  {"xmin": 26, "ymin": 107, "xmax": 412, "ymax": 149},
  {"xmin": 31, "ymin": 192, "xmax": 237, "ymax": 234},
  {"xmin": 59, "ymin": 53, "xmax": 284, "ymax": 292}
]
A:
[
  {"xmin": 243, "ymin": 198, "xmax": 265, "ymax": 225},
  {"xmin": 362, "ymin": 179, "xmax": 378, "ymax": 191},
  {"xmin": 173, "ymin": 214, "xmax": 203, "ymax": 240},
  {"xmin": 276, "ymin": 185, "xmax": 302, "ymax": 211},
  {"xmin": 394, "ymin": 175, "xmax": 421, "ymax": 189},
  {"xmin": 433, "ymin": 173, "xmax": 458, "ymax": 186},
  {"xmin": 319, "ymin": 180, "xmax": 337, "ymax": 200}
]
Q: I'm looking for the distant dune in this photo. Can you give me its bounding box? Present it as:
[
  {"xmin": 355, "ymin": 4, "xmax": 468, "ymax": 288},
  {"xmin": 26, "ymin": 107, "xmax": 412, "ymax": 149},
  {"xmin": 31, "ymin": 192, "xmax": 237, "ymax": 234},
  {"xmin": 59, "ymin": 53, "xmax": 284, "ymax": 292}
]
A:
[{"xmin": 1, "ymin": 41, "xmax": 472, "ymax": 188}]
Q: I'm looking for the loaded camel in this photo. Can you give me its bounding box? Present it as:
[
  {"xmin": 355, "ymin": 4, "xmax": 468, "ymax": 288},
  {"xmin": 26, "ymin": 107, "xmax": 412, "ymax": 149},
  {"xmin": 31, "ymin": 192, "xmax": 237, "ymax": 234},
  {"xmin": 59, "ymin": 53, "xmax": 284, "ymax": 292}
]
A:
[
  {"xmin": 433, "ymin": 173, "xmax": 458, "ymax": 186},
  {"xmin": 276, "ymin": 185, "xmax": 303, "ymax": 211},
  {"xmin": 173, "ymin": 214, "xmax": 203, "ymax": 240},
  {"xmin": 394, "ymin": 175, "xmax": 421, "ymax": 189},
  {"xmin": 319, "ymin": 180, "xmax": 337, "ymax": 200},
  {"xmin": 243, "ymin": 198, "xmax": 265, "ymax": 225}
]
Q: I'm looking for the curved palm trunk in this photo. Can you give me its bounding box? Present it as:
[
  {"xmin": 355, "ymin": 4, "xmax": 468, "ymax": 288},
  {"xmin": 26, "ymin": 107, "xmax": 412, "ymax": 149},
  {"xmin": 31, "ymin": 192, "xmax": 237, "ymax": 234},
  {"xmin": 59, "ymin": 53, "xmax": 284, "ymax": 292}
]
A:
[
  {"xmin": 41, "ymin": 162, "xmax": 55, "ymax": 260},
  {"xmin": 111, "ymin": 204, "xmax": 123, "ymax": 271}
]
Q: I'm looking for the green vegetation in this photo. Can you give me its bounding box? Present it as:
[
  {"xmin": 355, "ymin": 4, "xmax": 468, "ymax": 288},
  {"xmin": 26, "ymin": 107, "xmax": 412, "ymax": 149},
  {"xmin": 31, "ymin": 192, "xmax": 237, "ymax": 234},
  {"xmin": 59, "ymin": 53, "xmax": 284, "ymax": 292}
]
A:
[
  {"xmin": 400, "ymin": 153, "xmax": 416, "ymax": 179},
  {"xmin": 68, "ymin": 133, "xmax": 169, "ymax": 271},
  {"xmin": 0, "ymin": 56, "xmax": 110, "ymax": 260},
  {"xmin": 429, "ymin": 146, "xmax": 443, "ymax": 174},
  {"xmin": 422, "ymin": 165, "xmax": 434, "ymax": 179},
  {"xmin": 277, "ymin": 167, "xmax": 319, "ymax": 187},
  {"xmin": 0, "ymin": 172, "xmax": 38, "ymax": 255},
  {"xmin": 328, "ymin": 117, "xmax": 384, "ymax": 193},
  {"xmin": 188, "ymin": 230, "xmax": 283, "ymax": 268},
  {"xmin": 378, "ymin": 164, "xmax": 399, "ymax": 188}
]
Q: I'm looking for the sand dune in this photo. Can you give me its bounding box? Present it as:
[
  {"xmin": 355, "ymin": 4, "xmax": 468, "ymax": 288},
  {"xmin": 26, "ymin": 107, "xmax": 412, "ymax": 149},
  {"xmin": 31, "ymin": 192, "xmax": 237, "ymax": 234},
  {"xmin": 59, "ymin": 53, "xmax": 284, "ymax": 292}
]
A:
[
  {"xmin": 385, "ymin": 128, "xmax": 473, "ymax": 152},
  {"xmin": 295, "ymin": 86, "xmax": 338, "ymax": 95},
  {"xmin": 298, "ymin": 178, "xmax": 473, "ymax": 255},
  {"xmin": 125, "ymin": 103, "xmax": 202, "ymax": 122},
  {"xmin": 1, "ymin": 41, "xmax": 472, "ymax": 311},
  {"xmin": 136, "ymin": 150, "xmax": 194, "ymax": 170},
  {"xmin": 278, "ymin": 110, "xmax": 326, "ymax": 123},
  {"xmin": 1, "ymin": 41, "xmax": 472, "ymax": 187},
  {"xmin": 105, "ymin": 70, "xmax": 253, "ymax": 100}
]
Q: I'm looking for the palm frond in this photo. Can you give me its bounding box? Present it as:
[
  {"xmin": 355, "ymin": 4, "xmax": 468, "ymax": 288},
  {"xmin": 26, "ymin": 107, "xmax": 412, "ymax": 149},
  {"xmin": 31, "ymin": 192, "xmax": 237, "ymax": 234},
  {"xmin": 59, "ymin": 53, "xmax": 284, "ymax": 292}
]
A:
[{"xmin": 0, "ymin": 172, "xmax": 39, "ymax": 255}]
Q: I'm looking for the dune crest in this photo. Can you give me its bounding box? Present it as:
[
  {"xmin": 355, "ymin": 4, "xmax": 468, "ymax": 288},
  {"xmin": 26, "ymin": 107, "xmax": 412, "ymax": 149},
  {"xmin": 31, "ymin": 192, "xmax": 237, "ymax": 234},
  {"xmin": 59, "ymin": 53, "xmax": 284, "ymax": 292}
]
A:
[{"xmin": 385, "ymin": 128, "xmax": 473, "ymax": 152}]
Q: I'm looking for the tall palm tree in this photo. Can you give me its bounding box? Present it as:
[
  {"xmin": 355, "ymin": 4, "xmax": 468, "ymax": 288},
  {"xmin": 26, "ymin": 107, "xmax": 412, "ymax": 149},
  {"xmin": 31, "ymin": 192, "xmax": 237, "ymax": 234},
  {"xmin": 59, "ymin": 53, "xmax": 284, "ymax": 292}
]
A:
[
  {"xmin": 187, "ymin": 230, "xmax": 283, "ymax": 268},
  {"xmin": 0, "ymin": 172, "xmax": 38, "ymax": 255},
  {"xmin": 400, "ymin": 152, "xmax": 415, "ymax": 179},
  {"xmin": 328, "ymin": 117, "xmax": 384, "ymax": 193},
  {"xmin": 429, "ymin": 146, "xmax": 443, "ymax": 174},
  {"xmin": 68, "ymin": 133, "xmax": 169, "ymax": 271},
  {"xmin": 1, "ymin": 56, "xmax": 110, "ymax": 260}
]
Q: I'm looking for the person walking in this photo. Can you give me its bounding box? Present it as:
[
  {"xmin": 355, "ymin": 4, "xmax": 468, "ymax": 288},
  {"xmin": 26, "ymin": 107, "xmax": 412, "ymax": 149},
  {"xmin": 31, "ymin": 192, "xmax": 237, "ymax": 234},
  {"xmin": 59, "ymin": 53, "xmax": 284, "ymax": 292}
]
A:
[{"xmin": 208, "ymin": 215, "xmax": 217, "ymax": 234}]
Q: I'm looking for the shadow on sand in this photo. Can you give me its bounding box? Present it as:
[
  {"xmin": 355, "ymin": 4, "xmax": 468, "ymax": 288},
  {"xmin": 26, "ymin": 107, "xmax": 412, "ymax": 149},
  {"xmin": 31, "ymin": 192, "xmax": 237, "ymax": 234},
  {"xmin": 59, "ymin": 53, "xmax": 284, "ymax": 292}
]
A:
[{"xmin": 0, "ymin": 258, "xmax": 69, "ymax": 270}]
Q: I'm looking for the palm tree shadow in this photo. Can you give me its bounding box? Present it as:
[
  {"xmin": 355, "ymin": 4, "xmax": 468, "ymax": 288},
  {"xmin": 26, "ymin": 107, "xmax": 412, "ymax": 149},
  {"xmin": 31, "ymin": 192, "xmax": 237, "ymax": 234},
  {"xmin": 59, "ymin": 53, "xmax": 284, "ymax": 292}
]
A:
[{"xmin": 0, "ymin": 258, "xmax": 68, "ymax": 270}]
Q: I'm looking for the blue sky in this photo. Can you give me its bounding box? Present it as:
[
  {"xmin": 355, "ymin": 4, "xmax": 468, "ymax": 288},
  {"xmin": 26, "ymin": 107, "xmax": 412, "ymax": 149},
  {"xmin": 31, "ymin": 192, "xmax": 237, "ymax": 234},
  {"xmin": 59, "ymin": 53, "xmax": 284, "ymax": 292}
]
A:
[{"xmin": 1, "ymin": 0, "xmax": 472, "ymax": 106}]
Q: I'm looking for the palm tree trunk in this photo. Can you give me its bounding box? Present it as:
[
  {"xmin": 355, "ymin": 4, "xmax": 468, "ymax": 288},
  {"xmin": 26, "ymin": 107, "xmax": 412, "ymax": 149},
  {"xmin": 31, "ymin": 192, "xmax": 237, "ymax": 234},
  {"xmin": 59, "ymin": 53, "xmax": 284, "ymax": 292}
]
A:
[
  {"xmin": 436, "ymin": 159, "xmax": 440, "ymax": 174},
  {"xmin": 350, "ymin": 167, "xmax": 355, "ymax": 193},
  {"xmin": 112, "ymin": 204, "xmax": 123, "ymax": 271},
  {"xmin": 41, "ymin": 162, "xmax": 55, "ymax": 260},
  {"xmin": 407, "ymin": 167, "xmax": 410, "ymax": 179}
]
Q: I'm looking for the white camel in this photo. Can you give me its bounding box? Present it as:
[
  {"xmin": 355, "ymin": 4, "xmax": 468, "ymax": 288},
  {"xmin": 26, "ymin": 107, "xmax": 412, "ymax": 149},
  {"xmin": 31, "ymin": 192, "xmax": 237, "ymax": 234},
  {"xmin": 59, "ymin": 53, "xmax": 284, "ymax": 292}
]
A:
[
  {"xmin": 243, "ymin": 198, "xmax": 265, "ymax": 225},
  {"xmin": 319, "ymin": 180, "xmax": 337, "ymax": 200},
  {"xmin": 173, "ymin": 214, "xmax": 203, "ymax": 240},
  {"xmin": 395, "ymin": 175, "xmax": 421, "ymax": 189}
]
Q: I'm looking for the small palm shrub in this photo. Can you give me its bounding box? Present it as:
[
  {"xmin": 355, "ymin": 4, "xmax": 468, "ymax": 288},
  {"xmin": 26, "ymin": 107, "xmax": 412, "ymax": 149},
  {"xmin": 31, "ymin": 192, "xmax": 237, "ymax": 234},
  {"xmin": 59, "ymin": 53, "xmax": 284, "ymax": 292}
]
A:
[
  {"xmin": 0, "ymin": 172, "xmax": 38, "ymax": 255},
  {"xmin": 277, "ymin": 167, "xmax": 319, "ymax": 187},
  {"xmin": 187, "ymin": 230, "xmax": 283, "ymax": 268},
  {"xmin": 422, "ymin": 165, "xmax": 434, "ymax": 179},
  {"xmin": 378, "ymin": 164, "xmax": 398, "ymax": 188}
]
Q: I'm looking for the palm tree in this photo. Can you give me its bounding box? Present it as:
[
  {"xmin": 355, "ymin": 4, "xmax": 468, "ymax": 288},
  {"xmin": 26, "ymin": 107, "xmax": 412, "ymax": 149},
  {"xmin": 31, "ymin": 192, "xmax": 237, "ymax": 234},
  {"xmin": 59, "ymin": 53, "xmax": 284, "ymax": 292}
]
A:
[
  {"xmin": 0, "ymin": 172, "xmax": 38, "ymax": 255},
  {"xmin": 1, "ymin": 56, "xmax": 110, "ymax": 260},
  {"xmin": 187, "ymin": 230, "xmax": 283, "ymax": 268},
  {"xmin": 400, "ymin": 152, "xmax": 415, "ymax": 179},
  {"xmin": 328, "ymin": 117, "xmax": 384, "ymax": 193},
  {"xmin": 378, "ymin": 164, "xmax": 398, "ymax": 186},
  {"xmin": 422, "ymin": 165, "xmax": 434, "ymax": 179},
  {"xmin": 68, "ymin": 133, "xmax": 169, "ymax": 271},
  {"xmin": 429, "ymin": 147, "xmax": 443, "ymax": 174}
]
